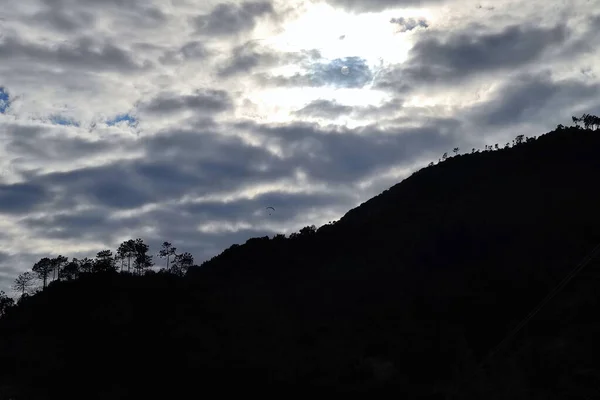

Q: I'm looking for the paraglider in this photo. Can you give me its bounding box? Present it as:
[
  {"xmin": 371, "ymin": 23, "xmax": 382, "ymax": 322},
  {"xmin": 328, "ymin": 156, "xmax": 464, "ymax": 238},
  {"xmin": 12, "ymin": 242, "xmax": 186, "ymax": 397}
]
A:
[{"xmin": 266, "ymin": 207, "xmax": 275, "ymax": 215}]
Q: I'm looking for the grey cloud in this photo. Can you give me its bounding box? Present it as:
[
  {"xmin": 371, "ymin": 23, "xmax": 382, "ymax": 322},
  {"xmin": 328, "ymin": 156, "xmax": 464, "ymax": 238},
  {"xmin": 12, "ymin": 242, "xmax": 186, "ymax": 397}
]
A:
[
  {"xmin": 375, "ymin": 23, "xmax": 570, "ymax": 92},
  {"xmin": 193, "ymin": 2, "xmax": 274, "ymax": 36},
  {"xmin": 30, "ymin": 8, "xmax": 96, "ymax": 33},
  {"xmin": 324, "ymin": 0, "xmax": 445, "ymax": 13},
  {"xmin": 28, "ymin": 129, "xmax": 288, "ymax": 211},
  {"xmin": 390, "ymin": 17, "xmax": 429, "ymax": 32},
  {"xmin": 556, "ymin": 14, "xmax": 600, "ymax": 59},
  {"xmin": 159, "ymin": 41, "xmax": 209, "ymax": 65},
  {"xmin": 0, "ymin": 35, "xmax": 148, "ymax": 73},
  {"xmin": 294, "ymin": 97, "xmax": 405, "ymax": 120},
  {"xmin": 139, "ymin": 89, "xmax": 232, "ymax": 114},
  {"xmin": 466, "ymin": 71, "xmax": 600, "ymax": 127},
  {"xmin": 235, "ymin": 119, "xmax": 460, "ymax": 183},
  {"xmin": 23, "ymin": 208, "xmax": 111, "ymax": 241},
  {"xmin": 5, "ymin": 126, "xmax": 115, "ymax": 163},
  {"xmin": 0, "ymin": 182, "xmax": 53, "ymax": 214},
  {"xmin": 217, "ymin": 41, "xmax": 279, "ymax": 78},
  {"xmin": 218, "ymin": 41, "xmax": 320, "ymax": 78},
  {"xmin": 181, "ymin": 191, "xmax": 349, "ymax": 222},
  {"xmin": 0, "ymin": 251, "xmax": 9, "ymax": 265},
  {"xmin": 294, "ymin": 99, "xmax": 354, "ymax": 118}
]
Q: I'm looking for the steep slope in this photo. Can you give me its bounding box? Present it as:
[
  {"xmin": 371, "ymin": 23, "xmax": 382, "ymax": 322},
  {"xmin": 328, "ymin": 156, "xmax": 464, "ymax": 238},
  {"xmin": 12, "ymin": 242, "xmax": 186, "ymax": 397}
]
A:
[{"xmin": 1, "ymin": 125, "xmax": 600, "ymax": 399}]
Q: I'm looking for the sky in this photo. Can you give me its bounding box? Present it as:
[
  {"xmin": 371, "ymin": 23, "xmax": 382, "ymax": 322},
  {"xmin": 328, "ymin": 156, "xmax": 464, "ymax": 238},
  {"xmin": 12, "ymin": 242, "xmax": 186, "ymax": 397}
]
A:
[{"xmin": 0, "ymin": 0, "xmax": 598, "ymax": 295}]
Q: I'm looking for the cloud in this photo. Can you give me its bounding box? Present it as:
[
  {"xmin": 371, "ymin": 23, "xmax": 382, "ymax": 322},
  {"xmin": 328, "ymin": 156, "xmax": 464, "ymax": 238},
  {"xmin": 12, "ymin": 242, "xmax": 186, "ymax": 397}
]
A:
[
  {"xmin": 466, "ymin": 71, "xmax": 600, "ymax": 127},
  {"xmin": 138, "ymin": 89, "xmax": 232, "ymax": 115},
  {"xmin": 217, "ymin": 41, "xmax": 280, "ymax": 78},
  {"xmin": 0, "ymin": 182, "xmax": 53, "ymax": 214},
  {"xmin": 159, "ymin": 41, "xmax": 209, "ymax": 65},
  {"xmin": 234, "ymin": 119, "xmax": 460, "ymax": 183},
  {"xmin": 294, "ymin": 99, "xmax": 354, "ymax": 118},
  {"xmin": 390, "ymin": 17, "xmax": 429, "ymax": 32},
  {"xmin": 192, "ymin": 2, "xmax": 275, "ymax": 36},
  {"xmin": 375, "ymin": 23, "xmax": 571, "ymax": 92},
  {"xmin": 0, "ymin": 35, "xmax": 149, "ymax": 74},
  {"xmin": 28, "ymin": 8, "xmax": 96, "ymax": 33},
  {"xmin": 324, "ymin": 0, "xmax": 446, "ymax": 13}
]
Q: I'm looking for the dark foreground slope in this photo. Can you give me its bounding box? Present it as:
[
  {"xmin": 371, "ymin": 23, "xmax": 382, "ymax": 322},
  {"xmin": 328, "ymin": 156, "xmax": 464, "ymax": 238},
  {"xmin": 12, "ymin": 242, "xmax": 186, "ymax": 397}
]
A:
[{"xmin": 1, "ymin": 126, "xmax": 600, "ymax": 399}]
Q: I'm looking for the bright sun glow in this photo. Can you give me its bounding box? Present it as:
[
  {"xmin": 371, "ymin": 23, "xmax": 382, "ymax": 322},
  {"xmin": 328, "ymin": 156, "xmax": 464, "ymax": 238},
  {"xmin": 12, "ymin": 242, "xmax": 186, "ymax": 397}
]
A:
[{"xmin": 247, "ymin": 3, "xmax": 434, "ymax": 122}]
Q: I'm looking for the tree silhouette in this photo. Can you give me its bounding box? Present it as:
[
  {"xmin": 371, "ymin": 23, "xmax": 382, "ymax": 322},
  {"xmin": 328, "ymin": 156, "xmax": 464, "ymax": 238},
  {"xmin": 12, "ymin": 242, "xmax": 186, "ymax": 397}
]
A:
[
  {"xmin": 133, "ymin": 238, "xmax": 153, "ymax": 275},
  {"xmin": 572, "ymin": 115, "xmax": 580, "ymax": 128},
  {"xmin": 60, "ymin": 258, "xmax": 80, "ymax": 281},
  {"xmin": 0, "ymin": 291, "xmax": 14, "ymax": 318},
  {"xmin": 51, "ymin": 255, "xmax": 68, "ymax": 282},
  {"xmin": 117, "ymin": 240, "xmax": 136, "ymax": 274},
  {"xmin": 453, "ymin": 147, "xmax": 459, "ymax": 155},
  {"xmin": 172, "ymin": 252, "xmax": 194, "ymax": 276},
  {"xmin": 515, "ymin": 134, "xmax": 525, "ymax": 145},
  {"xmin": 158, "ymin": 242, "xmax": 177, "ymax": 274},
  {"xmin": 79, "ymin": 257, "xmax": 95, "ymax": 275},
  {"xmin": 13, "ymin": 272, "xmax": 35, "ymax": 297},
  {"xmin": 93, "ymin": 250, "xmax": 116, "ymax": 274},
  {"xmin": 32, "ymin": 257, "xmax": 53, "ymax": 289},
  {"xmin": 580, "ymin": 113, "xmax": 600, "ymax": 130},
  {"xmin": 442, "ymin": 152, "xmax": 448, "ymax": 161}
]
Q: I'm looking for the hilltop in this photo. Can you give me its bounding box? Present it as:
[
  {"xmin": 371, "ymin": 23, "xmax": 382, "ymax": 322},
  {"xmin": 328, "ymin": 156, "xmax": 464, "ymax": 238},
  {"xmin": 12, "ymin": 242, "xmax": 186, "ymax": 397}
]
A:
[{"xmin": 1, "ymin": 119, "xmax": 600, "ymax": 399}]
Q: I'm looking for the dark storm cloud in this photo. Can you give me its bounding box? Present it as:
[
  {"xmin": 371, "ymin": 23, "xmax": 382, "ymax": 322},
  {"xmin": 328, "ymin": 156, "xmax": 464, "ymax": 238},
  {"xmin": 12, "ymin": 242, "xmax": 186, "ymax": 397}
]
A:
[
  {"xmin": 139, "ymin": 89, "xmax": 232, "ymax": 114},
  {"xmin": 192, "ymin": 2, "xmax": 274, "ymax": 36},
  {"xmin": 375, "ymin": 23, "xmax": 570, "ymax": 92},
  {"xmin": 325, "ymin": 0, "xmax": 445, "ymax": 13},
  {"xmin": 0, "ymin": 35, "xmax": 148, "ymax": 73},
  {"xmin": 467, "ymin": 71, "xmax": 600, "ymax": 127},
  {"xmin": 0, "ymin": 182, "xmax": 52, "ymax": 214},
  {"xmin": 390, "ymin": 17, "xmax": 429, "ymax": 32},
  {"xmin": 294, "ymin": 99, "xmax": 354, "ymax": 118}
]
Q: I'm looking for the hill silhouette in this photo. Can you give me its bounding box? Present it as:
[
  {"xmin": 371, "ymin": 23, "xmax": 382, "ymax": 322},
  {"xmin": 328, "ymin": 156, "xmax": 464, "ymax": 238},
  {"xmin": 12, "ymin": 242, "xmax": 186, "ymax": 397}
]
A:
[{"xmin": 1, "ymin": 119, "xmax": 600, "ymax": 399}]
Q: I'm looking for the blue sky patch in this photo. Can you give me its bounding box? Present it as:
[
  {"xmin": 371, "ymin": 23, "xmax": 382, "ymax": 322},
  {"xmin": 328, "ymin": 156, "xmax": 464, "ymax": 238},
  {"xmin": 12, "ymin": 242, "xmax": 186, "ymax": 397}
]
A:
[
  {"xmin": 49, "ymin": 115, "xmax": 80, "ymax": 127},
  {"xmin": 0, "ymin": 87, "xmax": 10, "ymax": 114},
  {"xmin": 309, "ymin": 57, "xmax": 374, "ymax": 89},
  {"xmin": 107, "ymin": 113, "xmax": 138, "ymax": 127}
]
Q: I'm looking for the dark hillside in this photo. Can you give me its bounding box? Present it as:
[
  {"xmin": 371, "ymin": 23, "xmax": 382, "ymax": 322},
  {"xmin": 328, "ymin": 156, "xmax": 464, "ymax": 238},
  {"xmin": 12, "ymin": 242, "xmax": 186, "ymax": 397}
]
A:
[{"xmin": 1, "ymin": 124, "xmax": 600, "ymax": 399}]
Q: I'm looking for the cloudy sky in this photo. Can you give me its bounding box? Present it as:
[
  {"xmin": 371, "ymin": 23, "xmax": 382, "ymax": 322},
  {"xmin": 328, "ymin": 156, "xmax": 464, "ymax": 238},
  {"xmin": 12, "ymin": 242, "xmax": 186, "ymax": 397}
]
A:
[{"xmin": 0, "ymin": 0, "xmax": 598, "ymax": 294}]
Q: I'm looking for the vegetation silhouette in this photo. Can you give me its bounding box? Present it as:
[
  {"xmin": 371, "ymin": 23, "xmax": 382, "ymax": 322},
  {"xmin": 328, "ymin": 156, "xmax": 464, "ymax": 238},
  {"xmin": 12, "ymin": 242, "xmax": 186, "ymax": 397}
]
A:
[{"xmin": 1, "ymin": 114, "xmax": 600, "ymax": 399}]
